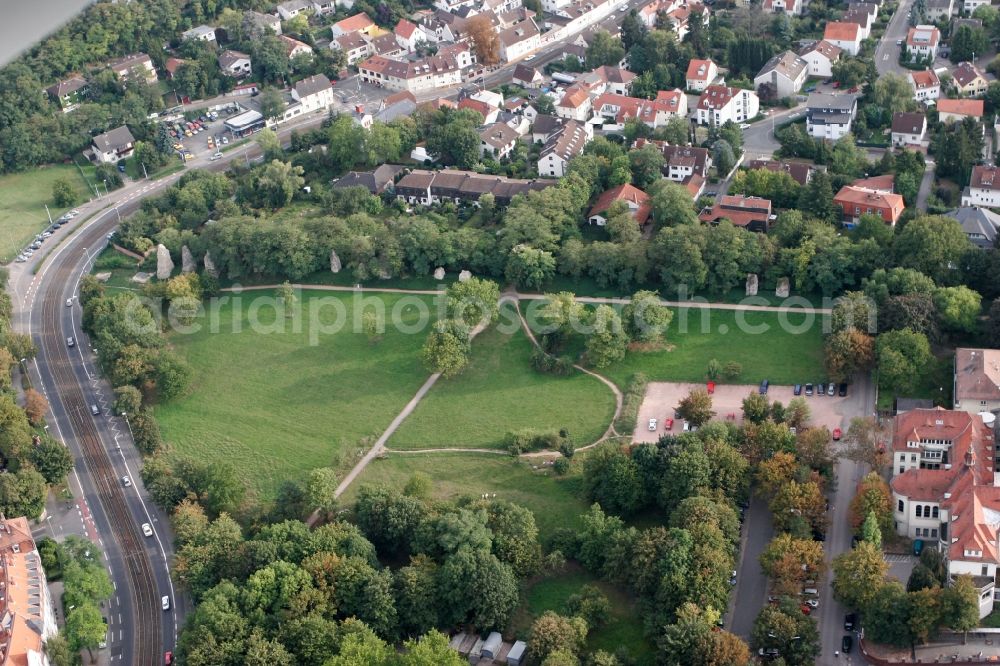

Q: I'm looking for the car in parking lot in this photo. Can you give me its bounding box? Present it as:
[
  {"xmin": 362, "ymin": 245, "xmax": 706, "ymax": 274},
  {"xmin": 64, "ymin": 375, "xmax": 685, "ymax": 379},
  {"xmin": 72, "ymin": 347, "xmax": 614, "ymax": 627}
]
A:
[
  {"xmin": 648, "ymin": 418, "xmax": 657, "ymax": 431},
  {"xmin": 832, "ymin": 427, "xmax": 842, "ymax": 440},
  {"xmin": 793, "ymin": 384, "xmax": 802, "ymax": 395},
  {"xmin": 142, "ymin": 523, "xmax": 153, "ymax": 537},
  {"xmin": 844, "ymin": 613, "xmax": 857, "ymax": 631},
  {"xmin": 804, "ymin": 383, "xmax": 813, "ymax": 396},
  {"xmin": 827, "ymin": 382, "xmax": 836, "ymax": 396},
  {"xmin": 838, "ymin": 382, "xmax": 848, "ymax": 396},
  {"xmin": 664, "ymin": 417, "xmax": 674, "ymax": 430},
  {"xmin": 759, "ymin": 379, "xmax": 769, "ymax": 395},
  {"xmin": 816, "ymin": 380, "xmax": 826, "ymax": 395}
]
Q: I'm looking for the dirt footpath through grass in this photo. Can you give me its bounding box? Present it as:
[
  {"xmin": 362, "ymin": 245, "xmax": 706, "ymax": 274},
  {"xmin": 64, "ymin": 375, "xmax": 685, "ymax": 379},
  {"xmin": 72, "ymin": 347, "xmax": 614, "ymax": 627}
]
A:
[{"xmin": 632, "ymin": 382, "xmax": 855, "ymax": 442}]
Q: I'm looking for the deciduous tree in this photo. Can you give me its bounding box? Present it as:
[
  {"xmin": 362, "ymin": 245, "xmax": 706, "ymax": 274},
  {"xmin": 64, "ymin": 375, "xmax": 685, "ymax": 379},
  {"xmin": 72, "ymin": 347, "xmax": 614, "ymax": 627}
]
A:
[
  {"xmin": 832, "ymin": 541, "xmax": 889, "ymax": 610},
  {"xmin": 677, "ymin": 388, "xmax": 714, "ymax": 426}
]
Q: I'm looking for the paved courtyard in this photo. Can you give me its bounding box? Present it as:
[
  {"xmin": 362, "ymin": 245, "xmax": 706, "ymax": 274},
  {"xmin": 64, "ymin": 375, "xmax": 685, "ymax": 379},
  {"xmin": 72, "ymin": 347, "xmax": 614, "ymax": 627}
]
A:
[{"xmin": 632, "ymin": 381, "xmax": 857, "ymax": 442}]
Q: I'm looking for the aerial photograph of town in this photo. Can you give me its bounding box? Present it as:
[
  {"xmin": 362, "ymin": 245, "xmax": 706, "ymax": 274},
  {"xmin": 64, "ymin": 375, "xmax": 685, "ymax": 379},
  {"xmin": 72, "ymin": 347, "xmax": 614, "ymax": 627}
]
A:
[{"xmin": 3, "ymin": 0, "xmax": 1000, "ymax": 663}]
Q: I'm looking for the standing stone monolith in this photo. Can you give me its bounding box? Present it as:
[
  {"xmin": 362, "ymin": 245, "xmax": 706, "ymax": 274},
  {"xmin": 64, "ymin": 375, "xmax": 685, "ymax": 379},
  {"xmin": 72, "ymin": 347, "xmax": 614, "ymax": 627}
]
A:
[
  {"xmin": 745, "ymin": 273, "xmax": 758, "ymax": 296},
  {"xmin": 203, "ymin": 251, "xmax": 219, "ymax": 278},
  {"xmin": 433, "ymin": 267, "xmax": 445, "ymax": 280},
  {"xmin": 156, "ymin": 244, "xmax": 174, "ymax": 280},
  {"xmin": 458, "ymin": 270, "xmax": 472, "ymax": 282},
  {"xmin": 330, "ymin": 250, "xmax": 342, "ymax": 273},
  {"xmin": 776, "ymin": 277, "xmax": 790, "ymax": 298},
  {"xmin": 181, "ymin": 245, "xmax": 196, "ymax": 273}
]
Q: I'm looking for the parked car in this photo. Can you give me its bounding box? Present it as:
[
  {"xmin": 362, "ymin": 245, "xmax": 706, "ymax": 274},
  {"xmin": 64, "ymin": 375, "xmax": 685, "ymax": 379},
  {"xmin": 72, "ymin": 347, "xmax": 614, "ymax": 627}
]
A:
[
  {"xmin": 816, "ymin": 380, "xmax": 825, "ymax": 395},
  {"xmin": 682, "ymin": 420, "xmax": 690, "ymax": 432},
  {"xmin": 800, "ymin": 604, "xmax": 811, "ymax": 615},
  {"xmin": 793, "ymin": 384, "xmax": 802, "ymax": 396},
  {"xmin": 832, "ymin": 427, "xmax": 842, "ymax": 441},
  {"xmin": 729, "ymin": 570, "xmax": 737, "ymax": 585},
  {"xmin": 804, "ymin": 599, "xmax": 818, "ymax": 608},
  {"xmin": 759, "ymin": 379, "xmax": 769, "ymax": 395},
  {"xmin": 706, "ymin": 381, "xmax": 715, "ymax": 394},
  {"xmin": 664, "ymin": 417, "xmax": 674, "ymax": 430},
  {"xmin": 838, "ymin": 383, "xmax": 848, "ymax": 396},
  {"xmin": 827, "ymin": 382, "xmax": 836, "ymax": 396},
  {"xmin": 804, "ymin": 383, "xmax": 813, "ymax": 396},
  {"xmin": 165, "ymin": 652, "xmax": 173, "ymax": 665},
  {"xmin": 913, "ymin": 538, "xmax": 924, "ymax": 556},
  {"xmin": 739, "ymin": 123, "xmax": 751, "ymax": 129},
  {"xmin": 66, "ymin": 298, "xmax": 73, "ymax": 307},
  {"xmin": 842, "ymin": 635, "xmax": 853, "ymax": 654},
  {"xmin": 90, "ymin": 404, "xmax": 100, "ymax": 416},
  {"xmin": 648, "ymin": 418, "xmax": 657, "ymax": 431}
]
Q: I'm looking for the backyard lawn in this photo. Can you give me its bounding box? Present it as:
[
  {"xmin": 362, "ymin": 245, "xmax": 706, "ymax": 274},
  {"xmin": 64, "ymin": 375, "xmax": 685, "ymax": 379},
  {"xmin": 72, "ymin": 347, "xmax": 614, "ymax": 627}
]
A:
[
  {"xmin": 389, "ymin": 304, "xmax": 617, "ymax": 450},
  {"xmin": 155, "ymin": 291, "xmax": 434, "ymax": 499},
  {"xmin": 0, "ymin": 164, "xmax": 95, "ymax": 261},
  {"xmin": 340, "ymin": 452, "xmax": 589, "ymax": 543},
  {"xmin": 601, "ymin": 306, "xmax": 825, "ymax": 388},
  {"xmin": 508, "ymin": 567, "xmax": 655, "ymax": 665}
]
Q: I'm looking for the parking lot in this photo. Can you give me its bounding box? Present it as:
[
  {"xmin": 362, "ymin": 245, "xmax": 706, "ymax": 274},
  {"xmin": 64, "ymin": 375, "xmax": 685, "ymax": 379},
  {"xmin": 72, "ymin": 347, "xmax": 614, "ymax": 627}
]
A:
[
  {"xmin": 162, "ymin": 110, "xmax": 233, "ymax": 163},
  {"xmin": 632, "ymin": 381, "xmax": 856, "ymax": 442}
]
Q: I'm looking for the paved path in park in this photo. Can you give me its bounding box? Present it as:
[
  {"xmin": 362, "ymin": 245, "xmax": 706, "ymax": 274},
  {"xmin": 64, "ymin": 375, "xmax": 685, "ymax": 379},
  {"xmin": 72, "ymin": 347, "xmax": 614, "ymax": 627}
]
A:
[{"xmin": 223, "ymin": 284, "xmax": 833, "ymax": 314}]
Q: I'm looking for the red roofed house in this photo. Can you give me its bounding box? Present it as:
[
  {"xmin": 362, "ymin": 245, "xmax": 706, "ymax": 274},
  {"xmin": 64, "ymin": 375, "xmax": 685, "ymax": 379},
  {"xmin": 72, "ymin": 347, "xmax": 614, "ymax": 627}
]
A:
[
  {"xmin": 908, "ymin": 68, "xmax": 941, "ymax": 102},
  {"xmin": 953, "ymin": 61, "xmax": 989, "ymax": 97},
  {"xmin": 889, "ymin": 408, "xmax": 1000, "ymax": 618},
  {"xmin": 938, "ymin": 98, "xmax": 985, "ymax": 123},
  {"xmin": 695, "ymin": 85, "xmax": 759, "ymax": 126},
  {"xmin": 834, "ymin": 180, "xmax": 905, "ymax": 226},
  {"xmin": 458, "ymin": 96, "xmax": 500, "ymax": 124},
  {"xmin": 961, "ymin": 165, "xmax": 1000, "ymax": 207},
  {"xmin": 954, "ymin": 348, "xmax": 1000, "ymax": 414},
  {"xmin": 593, "ymin": 90, "xmax": 688, "ymax": 128},
  {"xmin": 331, "ymin": 13, "xmax": 378, "ymax": 38},
  {"xmin": 823, "ymin": 22, "xmax": 862, "ymax": 56},
  {"xmin": 906, "ymin": 24, "xmax": 941, "ymax": 60},
  {"xmin": 555, "ymin": 84, "xmax": 593, "ymax": 121},
  {"xmin": 588, "ymin": 184, "xmax": 652, "ymax": 225},
  {"xmin": 698, "ymin": 195, "xmax": 773, "ymax": 232},
  {"xmin": 685, "ymin": 59, "xmax": 718, "ymax": 92},
  {"xmin": 164, "ymin": 57, "xmax": 187, "ymax": 80},
  {"xmin": 279, "ymin": 35, "xmax": 314, "ymax": 59},
  {"xmin": 395, "ymin": 19, "xmax": 421, "ymax": 51},
  {"xmin": 798, "ymin": 40, "xmax": 842, "ymax": 78}
]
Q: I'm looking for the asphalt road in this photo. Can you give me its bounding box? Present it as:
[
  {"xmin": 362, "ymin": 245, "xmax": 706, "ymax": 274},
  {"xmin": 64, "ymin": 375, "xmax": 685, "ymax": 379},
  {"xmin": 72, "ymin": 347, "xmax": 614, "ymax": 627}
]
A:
[{"xmin": 875, "ymin": 0, "xmax": 915, "ymax": 77}]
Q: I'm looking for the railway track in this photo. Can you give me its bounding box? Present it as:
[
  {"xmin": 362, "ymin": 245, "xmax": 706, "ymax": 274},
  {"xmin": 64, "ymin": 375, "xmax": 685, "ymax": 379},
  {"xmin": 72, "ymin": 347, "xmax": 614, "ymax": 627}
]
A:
[{"xmin": 37, "ymin": 243, "xmax": 161, "ymax": 665}]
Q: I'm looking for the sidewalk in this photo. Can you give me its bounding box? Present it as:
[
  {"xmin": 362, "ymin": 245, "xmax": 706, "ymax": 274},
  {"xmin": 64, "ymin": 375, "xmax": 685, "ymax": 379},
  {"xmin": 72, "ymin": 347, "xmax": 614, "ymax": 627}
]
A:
[{"xmin": 863, "ymin": 634, "xmax": 1000, "ymax": 664}]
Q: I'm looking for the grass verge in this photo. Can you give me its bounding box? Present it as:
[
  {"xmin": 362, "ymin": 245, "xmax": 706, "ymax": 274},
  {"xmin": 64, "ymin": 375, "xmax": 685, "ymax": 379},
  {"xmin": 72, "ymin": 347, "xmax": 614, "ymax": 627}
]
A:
[
  {"xmin": 389, "ymin": 304, "xmax": 617, "ymax": 450},
  {"xmin": 0, "ymin": 164, "xmax": 95, "ymax": 261},
  {"xmin": 155, "ymin": 291, "xmax": 435, "ymax": 500}
]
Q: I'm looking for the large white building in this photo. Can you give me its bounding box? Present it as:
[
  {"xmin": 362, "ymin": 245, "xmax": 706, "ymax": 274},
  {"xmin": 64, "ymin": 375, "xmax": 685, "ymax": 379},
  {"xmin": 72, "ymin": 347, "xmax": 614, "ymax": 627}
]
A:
[
  {"xmin": 955, "ymin": 348, "xmax": 1000, "ymax": 414},
  {"xmin": 291, "ymin": 74, "xmax": 334, "ymax": 113},
  {"xmin": 798, "ymin": 40, "xmax": 842, "ymax": 78},
  {"xmin": 537, "ymin": 119, "xmax": 592, "ymax": 177},
  {"xmin": 754, "ymin": 51, "xmax": 808, "ymax": 98},
  {"xmin": 805, "ymin": 93, "xmax": 858, "ymax": 140},
  {"xmin": 962, "ymin": 165, "xmax": 1000, "ymax": 208},
  {"xmin": 890, "ymin": 408, "xmax": 1000, "ymax": 618},
  {"xmin": 694, "ymin": 85, "xmax": 759, "ymax": 126},
  {"xmin": 358, "ymin": 53, "xmax": 464, "ymax": 93},
  {"xmin": 906, "ymin": 25, "xmax": 941, "ymax": 61}
]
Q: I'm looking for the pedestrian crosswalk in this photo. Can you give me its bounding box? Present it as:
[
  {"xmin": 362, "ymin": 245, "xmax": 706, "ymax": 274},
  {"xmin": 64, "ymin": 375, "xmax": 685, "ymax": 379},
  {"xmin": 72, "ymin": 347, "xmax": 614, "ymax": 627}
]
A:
[{"xmin": 883, "ymin": 554, "xmax": 913, "ymax": 563}]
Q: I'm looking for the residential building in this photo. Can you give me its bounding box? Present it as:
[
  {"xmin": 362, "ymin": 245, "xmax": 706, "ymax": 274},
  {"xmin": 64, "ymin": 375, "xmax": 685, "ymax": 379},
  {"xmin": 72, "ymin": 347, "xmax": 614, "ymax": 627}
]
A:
[
  {"xmin": 245, "ymin": 10, "xmax": 283, "ymax": 36},
  {"xmin": 538, "ymin": 119, "xmax": 592, "ymax": 177},
  {"xmin": 0, "ymin": 516, "xmax": 58, "ymax": 666},
  {"xmin": 747, "ymin": 159, "xmax": 814, "ymax": 185},
  {"xmin": 662, "ymin": 1, "xmax": 709, "ymax": 41},
  {"xmin": 331, "ymin": 12, "xmax": 378, "ymax": 38},
  {"xmin": 108, "ymin": 53, "xmax": 157, "ymax": 84},
  {"xmin": 842, "ymin": 7, "xmax": 873, "ymax": 39},
  {"xmin": 938, "ymin": 98, "xmax": 985, "ymax": 123},
  {"xmin": 394, "ymin": 169, "xmax": 550, "ymax": 206},
  {"xmin": 698, "ymin": 195, "xmax": 773, "ymax": 232},
  {"xmin": 805, "ymin": 93, "xmax": 858, "ymax": 140},
  {"xmin": 964, "ymin": 0, "xmax": 989, "ymax": 11},
  {"xmin": 754, "ymin": 50, "xmax": 809, "ymax": 98},
  {"xmin": 332, "ymin": 32, "xmax": 372, "ymax": 64},
  {"xmin": 182, "ymin": 25, "xmax": 217, "ymax": 42},
  {"xmin": 891, "ymin": 111, "xmax": 928, "ymax": 147},
  {"xmin": 953, "ymin": 17, "xmax": 983, "ymax": 33},
  {"xmin": 660, "ymin": 143, "xmax": 711, "ymax": 181},
  {"xmin": 313, "ymin": 0, "xmax": 339, "ymax": 16},
  {"xmin": 395, "ymin": 19, "xmax": 422, "ymax": 51},
  {"xmin": 279, "ymin": 35, "xmax": 314, "ymax": 59},
  {"xmin": 164, "ymin": 57, "xmax": 187, "ymax": 80},
  {"xmin": 798, "ymin": 40, "xmax": 842, "ymax": 78},
  {"xmin": 358, "ymin": 53, "xmax": 464, "ymax": 92},
  {"xmin": 332, "ymin": 164, "xmax": 405, "ymax": 193},
  {"xmin": 592, "ymin": 90, "xmax": 687, "ymax": 128},
  {"xmin": 291, "ymin": 74, "xmax": 334, "ymax": 112},
  {"xmin": 375, "ymin": 90, "xmax": 418, "ymax": 123},
  {"xmin": 479, "ymin": 122, "xmax": 521, "ymax": 158},
  {"xmin": 924, "ymin": 0, "xmax": 954, "ymax": 21},
  {"xmin": 823, "ymin": 22, "xmax": 863, "ymax": 56},
  {"xmin": 530, "ymin": 114, "xmax": 564, "ymax": 143},
  {"xmin": 762, "ymin": 0, "xmax": 806, "ymax": 16},
  {"xmin": 588, "ymin": 184, "xmax": 652, "ymax": 225},
  {"xmin": 685, "ymin": 59, "xmax": 718, "ymax": 92},
  {"xmin": 834, "ymin": 185, "xmax": 905, "ymax": 226},
  {"xmin": 908, "ymin": 69, "xmax": 941, "ymax": 102},
  {"xmin": 889, "ymin": 408, "xmax": 1000, "ymax": 618},
  {"xmin": 277, "ymin": 0, "xmax": 313, "ymax": 20},
  {"xmin": 458, "ymin": 97, "xmax": 499, "ymax": 124},
  {"xmin": 955, "ymin": 348, "xmax": 1000, "ymax": 412},
  {"xmin": 578, "ymin": 66, "xmax": 636, "ymax": 96},
  {"xmin": 953, "ymin": 61, "xmax": 989, "ymax": 97},
  {"xmin": 962, "ymin": 165, "xmax": 1000, "ymax": 207},
  {"xmin": 695, "ymin": 85, "xmax": 759, "ymax": 126},
  {"xmin": 91, "ymin": 125, "xmax": 135, "ymax": 163},
  {"xmin": 513, "ymin": 63, "xmax": 544, "ymax": 87},
  {"xmin": 46, "ymin": 75, "xmax": 88, "ymax": 111},
  {"xmin": 847, "ymin": 1, "xmax": 878, "ymax": 21},
  {"xmin": 369, "ymin": 32, "xmax": 405, "ymax": 58},
  {"xmin": 498, "ymin": 19, "xmax": 541, "ymax": 62},
  {"xmin": 555, "ymin": 84, "xmax": 593, "ymax": 121},
  {"xmin": 218, "ymin": 50, "xmax": 252, "ymax": 77},
  {"xmin": 906, "ymin": 25, "xmax": 941, "ymax": 61},
  {"xmin": 945, "ymin": 207, "xmax": 1000, "ymax": 249}
]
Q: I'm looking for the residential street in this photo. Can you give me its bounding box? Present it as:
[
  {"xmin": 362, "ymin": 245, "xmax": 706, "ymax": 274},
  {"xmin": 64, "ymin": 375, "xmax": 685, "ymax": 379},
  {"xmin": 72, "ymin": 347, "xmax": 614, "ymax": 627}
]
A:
[
  {"xmin": 875, "ymin": 0, "xmax": 914, "ymax": 77},
  {"xmin": 742, "ymin": 106, "xmax": 805, "ymax": 161}
]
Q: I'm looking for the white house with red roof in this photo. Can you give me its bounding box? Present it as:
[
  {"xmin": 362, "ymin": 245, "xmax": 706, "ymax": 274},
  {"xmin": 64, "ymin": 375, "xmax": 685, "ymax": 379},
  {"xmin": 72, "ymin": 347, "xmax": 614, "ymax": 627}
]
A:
[
  {"xmin": 685, "ymin": 59, "xmax": 718, "ymax": 92},
  {"xmin": 906, "ymin": 25, "xmax": 941, "ymax": 60},
  {"xmin": 695, "ymin": 85, "xmax": 759, "ymax": 126},
  {"xmin": 798, "ymin": 40, "xmax": 841, "ymax": 78},
  {"xmin": 908, "ymin": 68, "xmax": 941, "ymax": 102},
  {"xmin": 823, "ymin": 22, "xmax": 862, "ymax": 56},
  {"xmin": 394, "ymin": 19, "xmax": 422, "ymax": 51},
  {"xmin": 962, "ymin": 165, "xmax": 1000, "ymax": 207},
  {"xmin": 555, "ymin": 84, "xmax": 593, "ymax": 121},
  {"xmin": 763, "ymin": 0, "xmax": 806, "ymax": 15},
  {"xmin": 588, "ymin": 184, "xmax": 652, "ymax": 225},
  {"xmin": 331, "ymin": 13, "xmax": 378, "ymax": 38},
  {"xmin": 889, "ymin": 408, "xmax": 1000, "ymax": 617},
  {"xmin": 593, "ymin": 90, "xmax": 687, "ymax": 128}
]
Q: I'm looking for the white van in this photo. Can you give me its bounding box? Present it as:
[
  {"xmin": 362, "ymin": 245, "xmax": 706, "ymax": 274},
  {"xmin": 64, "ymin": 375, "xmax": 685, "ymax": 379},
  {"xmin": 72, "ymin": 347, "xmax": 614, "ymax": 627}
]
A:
[{"xmin": 210, "ymin": 152, "xmax": 223, "ymax": 161}]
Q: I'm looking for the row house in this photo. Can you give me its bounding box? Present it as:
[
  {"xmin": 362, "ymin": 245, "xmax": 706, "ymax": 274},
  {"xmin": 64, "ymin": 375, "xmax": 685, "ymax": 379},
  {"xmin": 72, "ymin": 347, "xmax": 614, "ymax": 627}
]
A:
[
  {"xmin": 0, "ymin": 517, "xmax": 58, "ymax": 666},
  {"xmin": 797, "ymin": 40, "xmax": 841, "ymax": 78},
  {"xmin": 698, "ymin": 195, "xmax": 773, "ymax": 232},
  {"xmin": 962, "ymin": 165, "xmax": 1000, "ymax": 208},
  {"xmin": 588, "ymin": 184, "xmax": 651, "ymax": 225},
  {"xmin": 908, "ymin": 68, "xmax": 941, "ymax": 102},
  {"xmin": 498, "ymin": 19, "xmax": 541, "ymax": 62},
  {"xmin": 889, "ymin": 408, "xmax": 1000, "ymax": 618},
  {"xmin": 538, "ymin": 119, "xmax": 592, "ymax": 177},
  {"xmin": 358, "ymin": 53, "xmax": 464, "ymax": 92},
  {"xmin": 695, "ymin": 85, "xmax": 759, "ymax": 126},
  {"xmin": 593, "ymin": 90, "xmax": 688, "ymax": 128},
  {"xmin": 545, "ymin": 0, "xmax": 618, "ymax": 41},
  {"xmin": 395, "ymin": 169, "xmax": 549, "ymax": 206}
]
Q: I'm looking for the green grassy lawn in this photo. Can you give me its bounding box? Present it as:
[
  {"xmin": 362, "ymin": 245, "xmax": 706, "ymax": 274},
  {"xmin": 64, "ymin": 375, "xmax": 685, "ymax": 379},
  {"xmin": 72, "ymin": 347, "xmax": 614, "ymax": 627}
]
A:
[
  {"xmin": 389, "ymin": 305, "xmax": 617, "ymax": 450},
  {"xmin": 0, "ymin": 164, "xmax": 94, "ymax": 261},
  {"xmin": 509, "ymin": 567, "xmax": 655, "ymax": 665},
  {"xmin": 601, "ymin": 307, "xmax": 825, "ymax": 387},
  {"xmin": 340, "ymin": 452, "xmax": 588, "ymax": 544},
  {"xmin": 155, "ymin": 291, "xmax": 435, "ymax": 500}
]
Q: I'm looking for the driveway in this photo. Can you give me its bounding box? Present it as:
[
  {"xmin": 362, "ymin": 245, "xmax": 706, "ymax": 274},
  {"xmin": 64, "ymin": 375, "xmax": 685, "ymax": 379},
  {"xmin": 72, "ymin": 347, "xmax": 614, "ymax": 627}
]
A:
[{"xmin": 633, "ymin": 381, "xmax": 852, "ymax": 443}]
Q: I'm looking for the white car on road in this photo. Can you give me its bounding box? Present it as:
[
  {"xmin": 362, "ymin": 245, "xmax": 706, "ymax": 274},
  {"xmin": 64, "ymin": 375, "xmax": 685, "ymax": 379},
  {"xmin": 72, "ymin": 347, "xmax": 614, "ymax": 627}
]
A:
[{"xmin": 141, "ymin": 523, "xmax": 153, "ymax": 537}]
